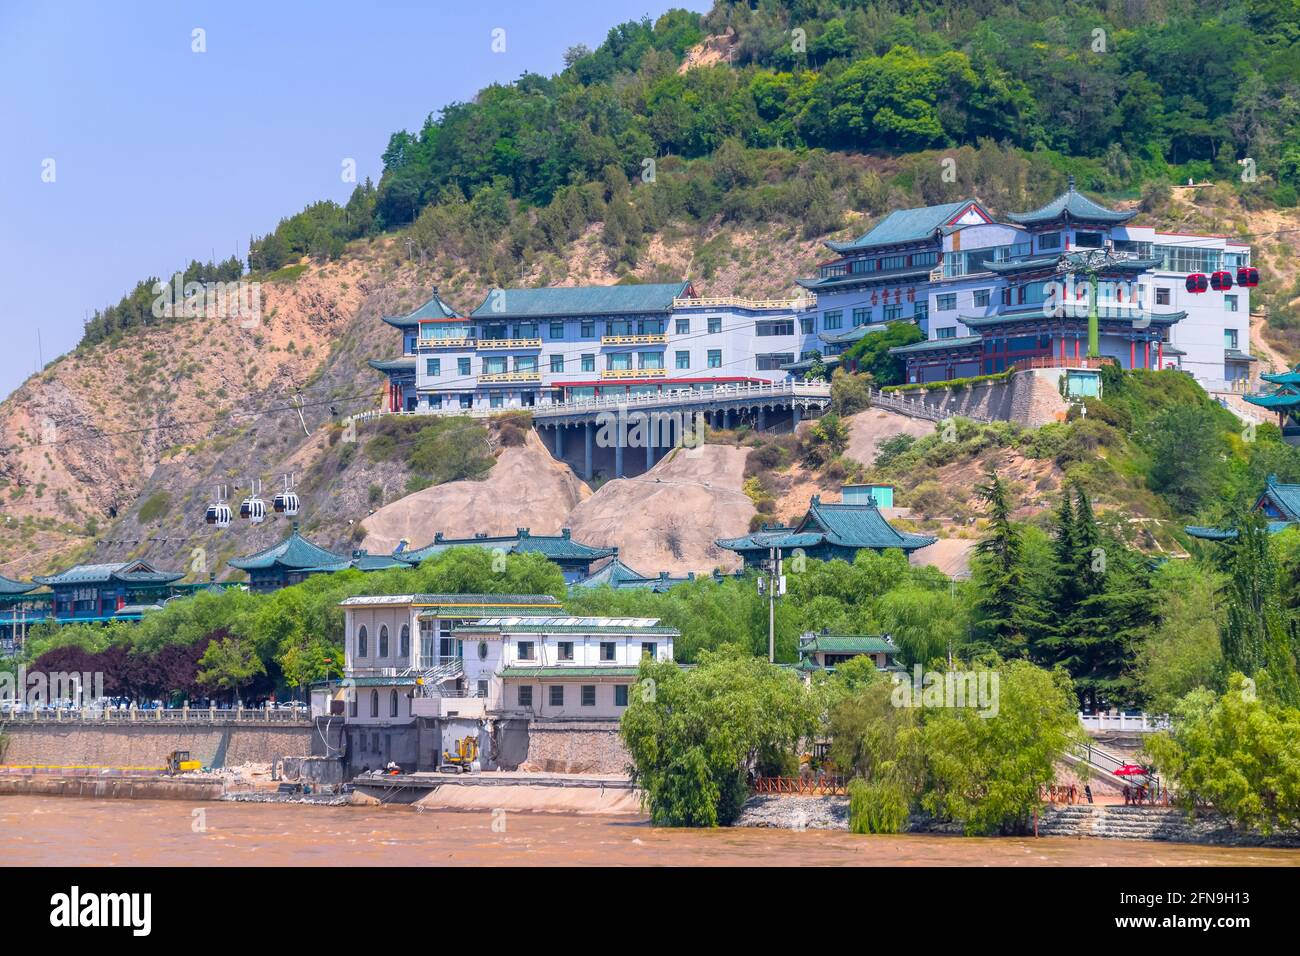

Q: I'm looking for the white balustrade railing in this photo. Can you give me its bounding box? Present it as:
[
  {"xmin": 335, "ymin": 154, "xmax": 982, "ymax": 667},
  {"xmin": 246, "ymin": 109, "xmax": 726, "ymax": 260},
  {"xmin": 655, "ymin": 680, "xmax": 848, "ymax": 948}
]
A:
[{"xmin": 1078, "ymin": 712, "xmax": 1170, "ymax": 733}]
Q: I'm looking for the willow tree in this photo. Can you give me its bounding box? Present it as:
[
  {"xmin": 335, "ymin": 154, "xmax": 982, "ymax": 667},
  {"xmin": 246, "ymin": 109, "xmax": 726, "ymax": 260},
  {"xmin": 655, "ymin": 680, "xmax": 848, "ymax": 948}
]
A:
[{"xmin": 1221, "ymin": 512, "xmax": 1300, "ymax": 707}]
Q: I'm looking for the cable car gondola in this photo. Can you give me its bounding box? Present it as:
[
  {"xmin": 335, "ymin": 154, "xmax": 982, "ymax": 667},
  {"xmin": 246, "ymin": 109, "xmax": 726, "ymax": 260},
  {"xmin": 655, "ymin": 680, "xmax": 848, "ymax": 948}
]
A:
[
  {"xmin": 204, "ymin": 503, "xmax": 232, "ymax": 528},
  {"xmin": 1210, "ymin": 271, "xmax": 1233, "ymax": 291},
  {"xmin": 272, "ymin": 492, "xmax": 300, "ymax": 516},
  {"xmin": 1236, "ymin": 266, "xmax": 1259, "ymax": 288},
  {"xmin": 1185, "ymin": 273, "xmax": 1209, "ymax": 294},
  {"xmin": 240, "ymin": 495, "xmax": 266, "ymax": 525}
]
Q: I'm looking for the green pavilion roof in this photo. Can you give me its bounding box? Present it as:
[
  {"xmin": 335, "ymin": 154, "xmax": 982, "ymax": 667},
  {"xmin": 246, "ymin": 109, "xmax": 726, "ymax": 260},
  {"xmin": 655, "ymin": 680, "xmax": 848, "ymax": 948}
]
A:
[
  {"xmin": 800, "ymin": 634, "xmax": 899, "ymax": 655},
  {"xmin": 717, "ymin": 495, "xmax": 936, "ymax": 555},
  {"xmin": 499, "ymin": 666, "xmax": 643, "ymax": 680},
  {"xmin": 958, "ymin": 308, "xmax": 1185, "ymax": 329},
  {"xmin": 368, "ymin": 357, "xmax": 416, "ymax": 373},
  {"xmin": 825, "ymin": 199, "xmax": 992, "ymax": 253},
  {"xmin": 381, "ymin": 290, "xmax": 462, "ymax": 328},
  {"xmin": 468, "ymin": 282, "xmax": 691, "ymax": 319},
  {"xmin": 0, "ymin": 574, "xmax": 36, "ymax": 596},
  {"xmin": 571, "ymin": 557, "xmax": 694, "ymax": 592},
  {"xmin": 1243, "ymin": 391, "xmax": 1300, "ymax": 409},
  {"xmin": 796, "ymin": 265, "xmax": 934, "ymax": 291},
  {"xmin": 888, "ymin": 334, "xmax": 983, "ymax": 355},
  {"xmin": 297, "ymin": 550, "xmax": 410, "ymax": 574},
  {"xmin": 33, "ymin": 561, "xmax": 183, "ymax": 588},
  {"xmin": 399, "ymin": 528, "xmax": 615, "ymax": 565},
  {"xmin": 228, "ymin": 529, "xmax": 347, "ymax": 573},
  {"xmin": 1261, "ymin": 368, "xmax": 1300, "ymax": 386},
  {"xmin": 1007, "ymin": 179, "xmax": 1137, "ymax": 226},
  {"xmin": 1185, "ymin": 476, "xmax": 1300, "ymax": 540}
]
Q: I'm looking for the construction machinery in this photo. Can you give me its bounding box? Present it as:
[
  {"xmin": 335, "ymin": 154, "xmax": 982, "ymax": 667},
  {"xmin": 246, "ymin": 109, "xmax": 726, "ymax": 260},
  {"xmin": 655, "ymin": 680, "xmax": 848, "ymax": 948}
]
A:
[
  {"xmin": 438, "ymin": 736, "xmax": 481, "ymax": 774},
  {"xmin": 165, "ymin": 750, "xmax": 202, "ymax": 775}
]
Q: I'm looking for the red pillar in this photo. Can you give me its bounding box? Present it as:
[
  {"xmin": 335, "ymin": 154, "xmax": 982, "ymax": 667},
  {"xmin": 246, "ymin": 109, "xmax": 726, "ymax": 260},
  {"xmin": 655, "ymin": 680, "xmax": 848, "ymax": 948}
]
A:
[
  {"xmin": 1130, "ymin": 339, "xmax": 1136, "ymax": 369},
  {"xmin": 1143, "ymin": 341, "xmax": 1150, "ymax": 370},
  {"xmin": 1059, "ymin": 335, "xmax": 1066, "ymax": 363},
  {"xmin": 1158, "ymin": 341, "xmax": 1164, "ymax": 369},
  {"xmin": 1074, "ymin": 336, "xmax": 1080, "ymax": 361}
]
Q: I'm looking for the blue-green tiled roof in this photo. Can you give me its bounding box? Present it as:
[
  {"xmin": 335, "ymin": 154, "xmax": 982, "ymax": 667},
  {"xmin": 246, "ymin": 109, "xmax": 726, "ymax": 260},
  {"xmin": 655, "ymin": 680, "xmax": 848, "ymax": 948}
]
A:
[
  {"xmin": 571, "ymin": 558, "xmax": 694, "ymax": 592},
  {"xmin": 826, "ymin": 199, "xmax": 990, "ymax": 253},
  {"xmin": 399, "ymin": 528, "xmax": 615, "ymax": 565},
  {"xmin": 1261, "ymin": 474, "xmax": 1300, "ymax": 522},
  {"xmin": 0, "ymin": 574, "xmax": 35, "ymax": 596},
  {"xmin": 888, "ymin": 334, "xmax": 983, "ymax": 355},
  {"xmin": 800, "ymin": 634, "xmax": 899, "ymax": 655},
  {"xmin": 718, "ymin": 496, "xmax": 935, "ymax": 555},
  {"xmin": 33, "ymin": 561, "xmax": 184, "ymax": 588},
  {"xmin": 382, "ymin": 291, "xmax": 462, "ymax": 328},
  {"xmin": 1007, "ymin": 181, "xmax": 1136, "ymax": 226},
  {"xmin": 228, "ymin": 530, "xmax": 347, "ymax": 572},
  {"xmin": 368, "ymin": 357, "xmax": 416, "ymax": 373},
  {"xmin": 468, "ymin": 282, "xmax": 691, "ymax": 319},
  {"xmin": 297, "ymin": 550, "xmax": 410, "ymax": 574}
]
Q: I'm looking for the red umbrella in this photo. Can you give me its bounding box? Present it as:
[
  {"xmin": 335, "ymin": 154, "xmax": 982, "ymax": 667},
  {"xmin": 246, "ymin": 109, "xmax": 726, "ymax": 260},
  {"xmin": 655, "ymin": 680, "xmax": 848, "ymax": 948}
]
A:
[{"xmin": 1113, "ymin": 764, "xmax": 1148, "ymax": 777}]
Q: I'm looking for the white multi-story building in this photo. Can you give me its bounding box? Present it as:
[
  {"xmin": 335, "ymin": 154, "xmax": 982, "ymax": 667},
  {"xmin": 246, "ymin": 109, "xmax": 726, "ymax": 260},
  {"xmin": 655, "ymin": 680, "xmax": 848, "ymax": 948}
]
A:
[{"xmin": 371, "ymin": 180, "xmax": 1257, "ymax": 411}]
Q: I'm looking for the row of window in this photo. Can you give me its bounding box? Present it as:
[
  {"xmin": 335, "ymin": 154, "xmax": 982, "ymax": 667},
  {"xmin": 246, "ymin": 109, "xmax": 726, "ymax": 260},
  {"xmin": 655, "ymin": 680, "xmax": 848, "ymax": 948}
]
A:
[
  {"xmin": 517, "ymin": 684, "xmax": 630, "ymax": 708},
  {"xmin": 514, "ymin": 640, "xmax": 658, "ymax": 661},
  {"xmin": 425, "ymin": 351, "xmax": 729, "ymax": 378},
  {"xmin": 355, "ymin": 624, "xmax": 411, "ymax": 660}
]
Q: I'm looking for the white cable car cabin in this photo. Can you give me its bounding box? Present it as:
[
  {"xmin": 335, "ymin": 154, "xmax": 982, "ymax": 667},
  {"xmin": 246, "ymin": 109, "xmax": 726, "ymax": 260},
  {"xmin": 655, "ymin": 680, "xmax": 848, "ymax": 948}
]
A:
[
  {"xmin": 240, "ymin": 496, "xmax": 267, "ymax": 525},
  {"xmin": 272, "ymin": 492, "xmax": 300, "ymax": 516},
  {"xmin": 204, "ymin": 503, "xmax": 233, "ymax": 528}
]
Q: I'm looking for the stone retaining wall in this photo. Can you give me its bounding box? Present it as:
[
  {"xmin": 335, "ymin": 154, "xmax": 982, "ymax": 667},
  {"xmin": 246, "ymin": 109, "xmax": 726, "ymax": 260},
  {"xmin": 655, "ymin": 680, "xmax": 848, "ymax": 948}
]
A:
[
  {"xmin": 882, "ymin": 369, "xmax": 1068, "ymax": 427},
  {"xmin": 0, "ymin": 723, "xmax": 312, "ymax": 769},
  {"xmin": 522, "ymin": 720, "xmax": 628, "ymax": 774}
]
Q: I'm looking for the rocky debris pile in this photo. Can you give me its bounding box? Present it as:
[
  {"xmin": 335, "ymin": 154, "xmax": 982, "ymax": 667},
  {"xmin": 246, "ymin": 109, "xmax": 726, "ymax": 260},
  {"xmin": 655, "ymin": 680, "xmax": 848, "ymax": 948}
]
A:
[{"xmin": 734, "ymin": 794, "xmax": 849, "ymax": 830}]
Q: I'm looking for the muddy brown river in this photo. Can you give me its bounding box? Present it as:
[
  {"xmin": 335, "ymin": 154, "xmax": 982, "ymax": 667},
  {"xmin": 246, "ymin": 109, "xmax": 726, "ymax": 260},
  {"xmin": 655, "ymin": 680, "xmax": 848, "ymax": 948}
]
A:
[{"xmin": 3, "ymin": 797, "xmax": 1299, "ymax": 866}]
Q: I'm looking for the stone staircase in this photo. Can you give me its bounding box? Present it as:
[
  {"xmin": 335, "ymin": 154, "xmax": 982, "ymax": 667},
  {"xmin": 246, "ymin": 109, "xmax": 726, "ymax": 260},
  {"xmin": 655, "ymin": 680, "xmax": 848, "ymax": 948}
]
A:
[{"xmin": 1036, "ymin": 804, "xmax": 1193, "ymax": 841}]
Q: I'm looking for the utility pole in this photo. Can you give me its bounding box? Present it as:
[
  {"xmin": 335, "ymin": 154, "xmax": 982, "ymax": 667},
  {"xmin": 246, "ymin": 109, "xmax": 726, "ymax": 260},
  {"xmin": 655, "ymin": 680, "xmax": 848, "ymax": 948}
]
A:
[{"xmin": 759, "ymin": 546, "xmax": 785, "ymax": 663}]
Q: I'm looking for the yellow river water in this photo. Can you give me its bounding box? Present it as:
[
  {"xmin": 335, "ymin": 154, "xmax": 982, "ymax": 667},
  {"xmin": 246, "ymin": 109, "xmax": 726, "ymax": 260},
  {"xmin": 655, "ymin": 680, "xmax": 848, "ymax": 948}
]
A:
[{"xmin": 3, "ymin": 797, "xmax": 1298, "ymax": 866}]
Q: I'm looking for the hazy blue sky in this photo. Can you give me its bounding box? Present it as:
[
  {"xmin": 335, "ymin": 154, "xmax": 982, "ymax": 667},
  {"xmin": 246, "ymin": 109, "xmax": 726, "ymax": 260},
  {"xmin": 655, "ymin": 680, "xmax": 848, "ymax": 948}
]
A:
[{"xmin": 0, "ymin": 1, "xmax": 708, "ymax": 397}]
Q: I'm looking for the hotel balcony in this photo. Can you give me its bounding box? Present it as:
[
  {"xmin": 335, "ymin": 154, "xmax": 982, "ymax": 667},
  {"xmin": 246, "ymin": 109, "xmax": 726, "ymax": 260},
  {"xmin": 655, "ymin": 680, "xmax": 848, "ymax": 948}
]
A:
[
  {"xmin": 477, "ymin": 338, "xmax": 542, "ymax": 351},
  {"xmin": 479, "ymin": 370, "xmax": 542, "ymax": 383},
  {"xmin": 601, "ymin": 367, "xmax": 666, "ymax": 380},
  {"xmin": 418, "ymin": 337, "xmax": 474, "ymax": 349},
  {"xmin": 600, "ymin": 332, "xmax": 667, "ymax": 346}
]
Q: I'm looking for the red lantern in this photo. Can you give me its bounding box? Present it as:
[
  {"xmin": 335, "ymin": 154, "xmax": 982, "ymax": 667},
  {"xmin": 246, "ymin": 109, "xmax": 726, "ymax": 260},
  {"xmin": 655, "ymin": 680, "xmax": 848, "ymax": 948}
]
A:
[
  {"xmin": 906, "ymin": 287, "xmax": 915, "ymax": 302},
  {"xmin": 1210, "ymin": 271, "xmax": 1233, "ymax": 291},
  {"xmin": 1185, "ymin": 273, "xmax": 1209, "ymax": 294},
  {"xmin": 1236, "ymin": 267, "xmax": 1259, "ymax": 288},
  {"xmin": 871, "ymin": 291, "xmax": 879, "ymax": 305}
]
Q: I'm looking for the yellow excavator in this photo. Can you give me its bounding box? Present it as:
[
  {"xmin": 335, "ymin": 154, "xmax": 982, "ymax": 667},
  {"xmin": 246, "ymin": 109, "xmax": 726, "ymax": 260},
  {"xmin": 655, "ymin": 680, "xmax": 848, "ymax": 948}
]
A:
[
  {"xmin": 438, "ymin": 737, "xmax": 481, "ymax": 774},
  {"xmin": 165, "ymin": 750, "xmax": 202, "ymax": 775}
]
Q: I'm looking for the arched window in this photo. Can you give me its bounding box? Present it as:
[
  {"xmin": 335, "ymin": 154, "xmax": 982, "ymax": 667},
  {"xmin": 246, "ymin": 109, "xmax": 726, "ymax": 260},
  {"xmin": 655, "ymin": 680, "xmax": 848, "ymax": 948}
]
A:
[
  {"xmin": 390, "ymin": 689, "xmax": 399, "ymax": 718},
  {"xmin": 399, "ymin": 624, "xmax": 410, "ymax": 660},
  {"xmin": 370, "ymin": 690, "xmax": 379, "ymax": 718},
  {"xmin": 357, "ymin": 625, "xmax": 368, "ymax": 659},
  {"xmin": 379, "ymin": 624, "xmax": 389, "ymax": 659}
]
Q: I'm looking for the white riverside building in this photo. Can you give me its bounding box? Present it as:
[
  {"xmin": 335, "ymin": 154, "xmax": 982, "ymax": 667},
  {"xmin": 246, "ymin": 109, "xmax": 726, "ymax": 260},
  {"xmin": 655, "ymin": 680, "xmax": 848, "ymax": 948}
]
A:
[
  {"xmin": 372, "ymin": 181, "xmax": 1256, "ymax": 413},
  {"xmin": 316, "ymin": 593, "xmax": 675, "ymax": 772}
]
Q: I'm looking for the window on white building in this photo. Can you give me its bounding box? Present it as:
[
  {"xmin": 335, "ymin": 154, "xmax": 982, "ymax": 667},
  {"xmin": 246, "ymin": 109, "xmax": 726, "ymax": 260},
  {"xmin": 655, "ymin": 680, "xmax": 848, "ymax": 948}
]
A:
[
  {"xmin": 824, "ymin": 310, "xmax": 843, "ymax": 330},
  {"xmin": 357, "ymin": 626, "xmax": 367, "ymax": 658},
  {"xmin": 1038, "ymin": 232, "xmax": 1061, "ymax": 251},
  {"xmin": 549, "ymin": 685, "xmax": 564, "ymax": 707},
  {"xmin": 641, "ymin": 642, "xmax": 657, "ymax": 659},
  {"xmin": 550, "ymin": 354, "xmax": 564, "ymax": 372},
  {"xmin": 707, "ymin": 350, "xmax": 721, "ymax": 368},
  {"xmin": 936, "ymin": 294, "xmax": 957, "ymax": 311},
  {"xmin": 581, "ymin": 685, "xmax": 596, "ymax": 707},
  {"xmin": 518, "ymin": 641, "xmax": 535, "ymax": 661},
  {"xmin": 936, "ymin": 327, "xmax": 957, "ymax": 339},
  {"xmin": 1225, "ymin": 295, "xmax": 1239, "ymax": 313},
  {"xmin": 581, "ymin": 354, "xmax": 595, "ymax": 372},
  {"xmin": 1225, "ymin": 329, "xmax": 1239, "ymax": 350},
  {"xmin": 1156, "ymin": 288, "xmax": 1171, "ymax": 306},
  {"xmin": 973, "ymin": 289, "xmax": 991, "ymax": 307},
  {"xmin": 676, "ymin": 350, "xmax": 690, "ymax": 369},
  {"xmin": 558, "ymin": 641, "xmax": 574, "ymax": 660},
  {"xmin": 426, "ymin": 358, "xmax": 440, "ymax": 376},
  {"xmin": 518, "ymin": 685, "xmax": 533, "ymax": 708},
  {"xmin": 707, "ymin": 317, "xmax": 721, "ymax": 334},
  {"xmin": 600, "ymin": 641, "xmax": 616, "ymax": 661},
  {"xmin": 378, "ymin": 625, "xmax": 389, "ymax": 658},
  {"xmin": 456, "ymin": 357, "xmax": 469, "ymax": 376},
  {"xmin": 675, "ymin": 318, "xmax": 690, "ymax": 334},
  {"xmin": 615, "ymin": 685, "xmax": 629, "ymax": 707}
]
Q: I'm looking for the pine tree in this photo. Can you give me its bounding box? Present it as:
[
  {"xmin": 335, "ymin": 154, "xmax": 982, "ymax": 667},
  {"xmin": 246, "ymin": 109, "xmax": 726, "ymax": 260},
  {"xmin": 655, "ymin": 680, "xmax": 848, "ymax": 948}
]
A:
[{"xmin": 971, "ymin": 472, "xmax": 1038, "ymax": 658}]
